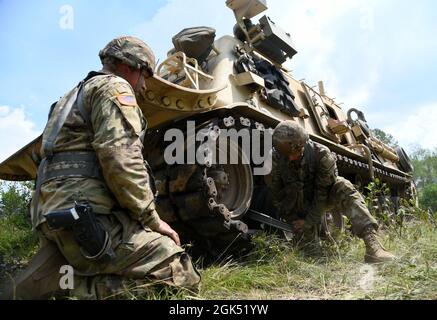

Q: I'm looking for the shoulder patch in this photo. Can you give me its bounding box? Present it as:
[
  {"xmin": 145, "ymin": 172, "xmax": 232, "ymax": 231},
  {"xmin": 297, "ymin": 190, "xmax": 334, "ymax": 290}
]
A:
[{"xmin": 116, "ymin": 94, "xmax": 137, "ymax": 106}]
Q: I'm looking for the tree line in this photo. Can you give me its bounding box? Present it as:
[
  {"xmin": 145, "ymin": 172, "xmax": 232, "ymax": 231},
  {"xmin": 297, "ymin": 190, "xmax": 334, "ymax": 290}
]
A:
[{"xmin": 372, "ymin": 128, "xmax": 437, "ymax": 213}]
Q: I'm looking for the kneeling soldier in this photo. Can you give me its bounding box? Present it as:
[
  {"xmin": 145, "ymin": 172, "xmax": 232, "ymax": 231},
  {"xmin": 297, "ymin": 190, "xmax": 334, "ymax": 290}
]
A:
[
  {"xmin": 4, "ymin": 36, "xmax": 200, "ymax": 300},
  {"xmin": 271, "ymin": 120, "xmax": 396, "ymax": 263}
]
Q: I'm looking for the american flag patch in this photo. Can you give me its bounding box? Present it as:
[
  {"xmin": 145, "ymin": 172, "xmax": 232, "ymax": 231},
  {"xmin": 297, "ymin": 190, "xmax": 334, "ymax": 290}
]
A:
[{"xmin": 116, "ymin": 95, "xmax": 137, "ymax": 106}]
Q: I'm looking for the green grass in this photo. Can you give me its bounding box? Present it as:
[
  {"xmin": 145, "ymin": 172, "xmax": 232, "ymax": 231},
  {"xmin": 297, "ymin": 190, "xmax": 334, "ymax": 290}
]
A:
[
  {"xmin": 202, "ymin": 221, "xmax": 436, "ymax": 300},
  {"xmin": 123, "ymin": 219, "xmax": 436, "ymax": 300},
  {"xmin": 1, "ymin": 211, "xmax": 435, "ymax": 300}
]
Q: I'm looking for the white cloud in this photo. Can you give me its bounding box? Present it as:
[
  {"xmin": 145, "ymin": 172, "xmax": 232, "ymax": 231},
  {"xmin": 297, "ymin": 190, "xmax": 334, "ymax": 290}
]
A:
[
  {"xmin": 0, "ymin": 105, "xmax": 40, "ymax": 163},
  {"xmin": 131, "ymin": 0, "xmax": 235, "ymax": 61},
  {"xmin": 383, "ymin": 102, "xmax": 437, "ymax": 151},
  {"xmin": 269, "ymin": 0, "xmax": 386, "ymax": 108}
]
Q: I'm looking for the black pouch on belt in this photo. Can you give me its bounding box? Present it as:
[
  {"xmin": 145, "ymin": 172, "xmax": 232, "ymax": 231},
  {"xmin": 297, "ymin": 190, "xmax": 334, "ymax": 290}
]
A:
[{"xmin": 45, "ymin": 202, "xmax": 116, "ymax": 263}]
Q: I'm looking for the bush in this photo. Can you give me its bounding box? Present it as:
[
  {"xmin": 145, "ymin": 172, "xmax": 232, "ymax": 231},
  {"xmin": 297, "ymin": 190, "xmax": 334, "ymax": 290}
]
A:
[
  {"xmin": 365, "ymin": 178, "xmax": 395, "ymax": 226},
  {"xmin": 419, "ymin": 184, "xmax": 437, "ymax": 214},
  {"xmin": 0, "ymin": 213, "xmax": 37, "ymax": 264},
  {"xmin": 0, "ymin": 181, "xmax": 37, "ymax": 264},
  {"xmin": 0, "ymin": 181, "xmax": 33, "ymax": 217}
]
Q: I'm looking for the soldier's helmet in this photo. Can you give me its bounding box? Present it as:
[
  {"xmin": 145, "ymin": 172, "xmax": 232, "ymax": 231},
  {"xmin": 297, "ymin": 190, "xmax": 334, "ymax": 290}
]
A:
[
  {"xmin": 273, "ymin": 121, "xmax": 309, "ymax": 157},
  {"xmin": 99, "ymin": 36, "xmax": 156, "ymax": 76}
]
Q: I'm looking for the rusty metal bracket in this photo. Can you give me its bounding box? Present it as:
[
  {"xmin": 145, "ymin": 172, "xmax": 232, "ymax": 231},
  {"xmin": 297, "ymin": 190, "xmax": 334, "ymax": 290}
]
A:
[{"xmin": 223, "ymin": 219, "xmax": 249, "ymax": 234}]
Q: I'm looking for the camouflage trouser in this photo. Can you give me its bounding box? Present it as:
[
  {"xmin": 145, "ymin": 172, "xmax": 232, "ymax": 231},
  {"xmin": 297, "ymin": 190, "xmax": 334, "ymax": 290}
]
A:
[
  {"xmin": 0, "ymin": 237, "xmax": 68, "ymax": 300},
  {"xmin": 71, "ymin": 252, "xmax": 199, "ymax": 299},
  {"xmin": 4, "ymin": 210, "xmax": 200, "ymax": 300},
  {"xmin": 282, "ymin": 177, "xmax": 377, "ymax": 237},
  {"xmin": 326, "ymin": 176, "xmax": 378, "ymax": 236}
]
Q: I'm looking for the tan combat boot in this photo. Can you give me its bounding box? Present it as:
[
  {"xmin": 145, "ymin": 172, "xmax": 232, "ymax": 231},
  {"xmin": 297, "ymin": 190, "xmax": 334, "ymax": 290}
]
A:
[{"xmin": 361, "ymin": 226, "xmax": 396, "ymax": 263}]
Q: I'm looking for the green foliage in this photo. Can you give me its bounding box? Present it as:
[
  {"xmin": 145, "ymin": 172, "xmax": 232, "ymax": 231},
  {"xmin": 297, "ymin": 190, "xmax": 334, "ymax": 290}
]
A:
[
  {"xmin": 0, "ymin": 181, "xmax": 33, "ymax": 217},
  {"xmin": 368, "ymin": 130, "xmax": 437, "ymax": 218},
  {"xmin": 0, "ymin": 212, "xmax": 38, "ymax": 264},
  {"xmin": 408, "ymin": 146, "xmax": 437, "ymax": 214},
  {"xmin": 371, "ymin": 129, "xmax": 398, "ymax": 148},
  {"xmin": 0, "ymin": 181, "xmax": 37, "ymax": 265},
  {"xmin": 363, "ymin": 178, "xmax": 435, "ymax": 237},
  {"xmin": 365, "ymin": 178, "xmax": 394, "ymax": 226},
  {"xmin": 419, "ymin": 184, "xmax": 437, "ymax": 213},
  {"xmin": 410, "ymin": 147, "xmax": 437, "ymax": 189}
]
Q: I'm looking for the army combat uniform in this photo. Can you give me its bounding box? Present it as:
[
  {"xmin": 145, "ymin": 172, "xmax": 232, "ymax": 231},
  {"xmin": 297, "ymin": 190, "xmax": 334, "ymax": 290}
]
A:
[
  {"xmin": 8, "ymin": 70, "xmax": 200, "ymax": 299},
  {"xmin": 271, "ymin": 140, "xmax": 378, "ymax": 237},
  {"xmin": 269, "ymin": 120, "xmax": 395, "ymax": 263}
]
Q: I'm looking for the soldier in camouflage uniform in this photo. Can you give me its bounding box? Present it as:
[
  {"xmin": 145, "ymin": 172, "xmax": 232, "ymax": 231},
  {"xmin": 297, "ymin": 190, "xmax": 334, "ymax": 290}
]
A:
[
  {"xmin": 271, "ymin": 120, "xmax": 396, "ymax": 263},
  {"xmin": 5, "ymin": 36, "xmax": 200, "ymax": 299}
]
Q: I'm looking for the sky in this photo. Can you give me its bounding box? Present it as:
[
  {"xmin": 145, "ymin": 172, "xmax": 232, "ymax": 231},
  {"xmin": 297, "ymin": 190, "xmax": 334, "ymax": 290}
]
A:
[{"xmin": 0, "ymin": 0, "xmax": 436, "ymax": 162}]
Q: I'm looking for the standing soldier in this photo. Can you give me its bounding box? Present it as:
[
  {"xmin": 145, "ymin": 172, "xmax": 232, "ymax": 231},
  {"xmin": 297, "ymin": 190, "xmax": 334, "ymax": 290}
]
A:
[
  {"xmin": 271, "ymin": 120, "xmax": 396, "ymax": 263},
  {"xmin": 6, "ymin": 36, "xmax": 200, "ymax": 299}
]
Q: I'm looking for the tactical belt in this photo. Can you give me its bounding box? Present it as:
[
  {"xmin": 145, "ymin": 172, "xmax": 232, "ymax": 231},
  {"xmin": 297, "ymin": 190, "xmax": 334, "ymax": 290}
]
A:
[
  {"xmin": 39, "ymin": 151, "xmax": 102, "ymax": 185},
  {"xmin": 32, "ymin": 151, "xmax": 102, "ymax": 229}
]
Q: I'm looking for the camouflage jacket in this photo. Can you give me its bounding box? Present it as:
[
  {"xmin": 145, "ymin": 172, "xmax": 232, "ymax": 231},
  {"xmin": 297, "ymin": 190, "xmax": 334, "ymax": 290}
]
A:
[
  {"xmin": 270, "ymin": 140, "xmax": 338, "ymax": 226},
  {"xmin": 32, "ymin": 70, "xmax": 160, "ymax": 230}
]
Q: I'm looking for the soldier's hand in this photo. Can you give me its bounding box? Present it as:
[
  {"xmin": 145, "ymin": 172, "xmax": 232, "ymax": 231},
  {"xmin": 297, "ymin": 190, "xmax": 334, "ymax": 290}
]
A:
[
  {"xmin": 154, "ymin": 220, "xmax": 181, "ymax": 246},
  {"xmin": 292, "ymin": 219, "xmax": 305, "ymax": 233}
]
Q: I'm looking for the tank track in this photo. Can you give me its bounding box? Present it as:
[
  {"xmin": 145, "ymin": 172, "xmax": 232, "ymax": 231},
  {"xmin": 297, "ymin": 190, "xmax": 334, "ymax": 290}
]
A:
[
  {"xmin": 216, "ymin": 114, "xmax": 409, "ymax": 187},
  {"xmin": 332, "ymin": 152, "xmax": 409, "ymax": 187},
  {"xmin": 146, "ymin": 114, "xmax": 410, "ymax": 257},
  {"xmin": 145, "ymin": 116, "xmax": 257, "ymax": 257}
]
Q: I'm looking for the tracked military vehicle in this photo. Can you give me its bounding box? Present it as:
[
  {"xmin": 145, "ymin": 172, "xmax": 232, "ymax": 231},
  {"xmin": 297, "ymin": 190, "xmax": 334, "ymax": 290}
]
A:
[{"xmin": 0, "ymin": 0, "xmax": 414, "ymax": 256}]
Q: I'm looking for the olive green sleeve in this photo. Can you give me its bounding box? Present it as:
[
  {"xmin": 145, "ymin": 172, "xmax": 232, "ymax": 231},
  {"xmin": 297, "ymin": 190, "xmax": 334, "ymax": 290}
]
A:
[
  {"xmin": 87, "ymin": 77, "xmax": 161, "ymax": 230},
  {"xmin": 305, "ymin": 148, "xmax": 337, "ymax": 226}
]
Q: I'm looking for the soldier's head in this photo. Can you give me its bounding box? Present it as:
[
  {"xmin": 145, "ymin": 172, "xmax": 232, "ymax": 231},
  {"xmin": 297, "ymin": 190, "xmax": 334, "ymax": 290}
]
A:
[
  {"xmin": 99, "ymin": 36, "xmax": 156, "ymax": 93},
  {"xmin": 273, "ymin": 121, "xmax": 309, "ymax": 161}
]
